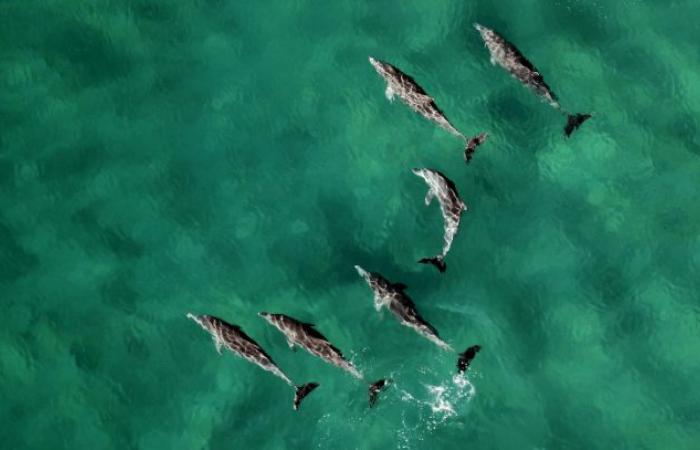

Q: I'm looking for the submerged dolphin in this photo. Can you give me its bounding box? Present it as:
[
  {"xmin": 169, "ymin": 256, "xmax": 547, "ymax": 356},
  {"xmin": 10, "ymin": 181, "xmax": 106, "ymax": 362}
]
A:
[
  {"xmin": 474, "ymin": 24, "xmax": 591, "ymax": 136},
  {"xmin": 412, "ymin": 168, "xmax": 467, "ymax": 273},
  {"xmin": 187, "ymin": 313, "xmax": 318, "ymax": 410},
  {"xmin": 457, "ymin": 345, "xmax": 481, "ymax": 374},
  {"xmin": 369, "ymin": 57, "xmax": 488, "ymax": 156},
  {"xmin": 259, "ymin": 312, "xmax": 363, "ymax": 379},
  {"xmin": 354, "ymin": 266, "xmax": 452, "ymax": 350}
]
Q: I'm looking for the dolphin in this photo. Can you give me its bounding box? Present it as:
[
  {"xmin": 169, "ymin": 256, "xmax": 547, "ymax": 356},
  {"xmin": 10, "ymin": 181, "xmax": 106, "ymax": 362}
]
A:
[
  {"xmin": 369, "ymin": 56, "xmax": 488, "ymax": 156},
  {"xmin": 457, "ymin": 345, "xmax": 481, "ymax": 374},
  {"xmin": 187, "ymin": 313, "xmax": 318, "ymax": 410},
  {"xmin": 259, "ymin": 312, "xmax": 363, "ymax": 379},
  {"xmin": 412, "ymin": 168, "xmax": 467, "ymax": 273},
  {"xmin": 474, "ymin": 24, "xmax": 591, "ymax": 136},
  {"xmin": 354, "ymin": 266, "xmax": 452, "ymax": 351}
]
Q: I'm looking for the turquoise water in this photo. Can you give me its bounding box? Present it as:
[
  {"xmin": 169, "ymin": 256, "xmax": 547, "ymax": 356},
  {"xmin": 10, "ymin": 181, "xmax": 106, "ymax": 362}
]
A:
[{"xmin": 2, "ymin": 0, "xmax": 700, "ymax": 448}]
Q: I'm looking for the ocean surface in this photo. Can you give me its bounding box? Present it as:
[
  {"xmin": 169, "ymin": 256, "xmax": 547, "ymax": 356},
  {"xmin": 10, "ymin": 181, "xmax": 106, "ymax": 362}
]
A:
[{"xmin": 2, "ymin": 1, "xmax": 700, "ymax": 449}]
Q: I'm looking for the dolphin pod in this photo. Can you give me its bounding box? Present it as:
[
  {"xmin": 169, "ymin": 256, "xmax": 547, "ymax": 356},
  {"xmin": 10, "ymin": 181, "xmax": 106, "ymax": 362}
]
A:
[
  {"xmin": 186, "ymin": 313, "xmax": 319, "ymax": 410},
  {"xmin": 187, "ymin": 23, "xmax": 593, "ymax": 411}
]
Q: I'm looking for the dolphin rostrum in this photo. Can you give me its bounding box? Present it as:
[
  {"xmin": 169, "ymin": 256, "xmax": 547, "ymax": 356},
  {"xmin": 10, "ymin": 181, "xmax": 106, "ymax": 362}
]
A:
[
  {"xmin": 369, "ymin": 56, "xmax": 488, "ymax": 157},
  {"xmin": 187, "ymin": 313, "xmax": 318, "ymax": 410},
  {"xmin": 354, "ymin": 266, "xmax": 452, "ymax": 351},
  {"xmin": 412, "ymin": 168, "xmax": 467, "ymax": 273},
  {"xmin": 259, "ymin": 312, "xmax": 363, "ymax": 379},
  {"xmin": 474, "ymin": 24, "xmax": 591, "ymax": 137},
  {"xmin": 457, "ymin": 345, "xmax": 481, "ymax": 374}
]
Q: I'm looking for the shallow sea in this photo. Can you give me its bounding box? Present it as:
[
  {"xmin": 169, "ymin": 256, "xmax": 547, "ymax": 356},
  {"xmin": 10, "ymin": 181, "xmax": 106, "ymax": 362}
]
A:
[{"xmin": 1, "ymin": 1, "xmax": 700, "ymax": 449}]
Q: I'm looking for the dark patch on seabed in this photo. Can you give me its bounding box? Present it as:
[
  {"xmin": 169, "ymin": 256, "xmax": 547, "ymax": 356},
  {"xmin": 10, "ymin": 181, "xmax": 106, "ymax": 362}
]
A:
[{"xmin": 0, "ymin": 221, "xmax": 38, "ymax": 282}]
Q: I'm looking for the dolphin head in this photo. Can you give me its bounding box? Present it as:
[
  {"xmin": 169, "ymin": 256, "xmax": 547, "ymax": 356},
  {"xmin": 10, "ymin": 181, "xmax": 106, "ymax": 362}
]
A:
[
  {"xmin": 187, "ymin": 312, "xmax": 212, "ymax": 331},
  {"xmin": 474, "ymin": 23, "xmax": 493, "ymax": 41},
  {"xmin": 368, "ymin": 56, "xmax": 392, "ymax": 76},
  {"xmin": 354, "ymin": 265, "xmax": 373, "ymax": 283}
]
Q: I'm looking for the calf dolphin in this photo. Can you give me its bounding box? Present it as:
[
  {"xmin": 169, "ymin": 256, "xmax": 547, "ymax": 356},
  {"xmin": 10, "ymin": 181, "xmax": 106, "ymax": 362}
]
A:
[
  {"xmin": 187, "ymin": 313, "xmax": 318, "ymax": 410},
  {"xmin": 259, "ymin": 312, "xmax": 363, "ymax": 379},
  {"xmin": 369, "ymin": 57, "xmax": 488, "ymax": 157},
  {"xmin": 354, "ymin": 266, "xmax": 452, "ymax": 350},
  {"xmin": 474, "ymin": 24, "xmax": 591, "ymax": 137},
  {"xmin": 457, "ymin": 345, "xmax": 481, "ymax": 374},
  {"xmin": 412, "ymin": 168, "xmax": 467, "ymax": 273}
]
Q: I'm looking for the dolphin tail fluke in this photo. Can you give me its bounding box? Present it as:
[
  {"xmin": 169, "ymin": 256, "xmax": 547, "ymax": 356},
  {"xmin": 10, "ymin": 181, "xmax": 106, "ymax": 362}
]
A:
[
  {"xmin": 369, "ymin": 379, "xmax": 389, "ymax": 408},
  {"xmin": 464, "ymin": 132, "xmax": 489, "ymax": 164},
  {"xmin": 457, "ymin": 345, "xmax": 482, "ymax": 373},
  {"xmin": 418, "ymin": 256, "xmax": 446, "ymax": 273},
  {"xmin": 564, "ymin": 113, "xmax": 592, "ymax": 137},
  {"xmin": 293, "ymin": 383, "xmax": 319, "ymax": 411}
]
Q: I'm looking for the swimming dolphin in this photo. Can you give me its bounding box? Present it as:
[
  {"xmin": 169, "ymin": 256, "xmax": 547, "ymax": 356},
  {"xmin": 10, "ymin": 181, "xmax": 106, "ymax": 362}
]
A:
[
  {"xmin": 412, "ymin": 168, "xmax": 467, "ymax": 273},
  {"xmin": 187, "ymin": 313, "xmax": 318, "ymax": 410},
  {"xmin": 369, "ymin": 56, "xmax": 488, "ymax": 155},
  {"xmin": 464, "ymin": 132, "xmax": 489, "ymax": 163},
  {"xmin": 457, "ymin": 345, "xmax": 481, "ymax": 374},
  {"xmin": 259, "ymin": 312, "xmax": 363, "ymax": 379},
  {"xmin": 354, "ymin": 266, "xmax": 452, "ymax": 350},
  {"xmin": 474, "ymin": 24, "xmax": 591, "ymax": 136},
  {"xmin": 369, "ymin": 379, "xmax": 390, "ymax": 408}
]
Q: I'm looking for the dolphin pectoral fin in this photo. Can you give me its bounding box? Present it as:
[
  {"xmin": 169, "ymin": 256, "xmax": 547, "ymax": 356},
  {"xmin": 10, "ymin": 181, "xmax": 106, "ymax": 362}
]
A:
[
  {"xmin": 373, "ymin": 295, "xmax": 385, "ymax": 312},
  {"xmin": 287, "ymin": 339, "xmax": 297, "ymax": 352},
  {"xmin": 214, "ymin": 337, "xmax": 223, "ymax": 354},
  {"xmin": 424, "ymin": 189, "xmax": 436, "ymax": 206},
  {"xmin": 385, "ymin": 85, "xmax": 395, "ymax": 101}
]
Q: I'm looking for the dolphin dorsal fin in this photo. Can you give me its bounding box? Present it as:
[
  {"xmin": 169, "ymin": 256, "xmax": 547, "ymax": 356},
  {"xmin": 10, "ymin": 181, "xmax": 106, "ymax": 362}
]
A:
[
  {"xmin": 392, "ymin": 282, "xmax": 407, "ymax": 291},
  {"xmin": 425, "ymin": 189, "xmax": 436, "ymax": 206},
  {"xmin": 416, "ymin": 92, "xmax": 433, "ymax": 105},
  {"xmin": 302, "ymin": 322, "xmax": 315, "ymax": 328}
]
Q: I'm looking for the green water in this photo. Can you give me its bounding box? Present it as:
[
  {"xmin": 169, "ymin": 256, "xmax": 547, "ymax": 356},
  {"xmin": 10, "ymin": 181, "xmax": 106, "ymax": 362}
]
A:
[{"xmin": 2, "ymin": 0, "xmax": 700, "ymax": 448}]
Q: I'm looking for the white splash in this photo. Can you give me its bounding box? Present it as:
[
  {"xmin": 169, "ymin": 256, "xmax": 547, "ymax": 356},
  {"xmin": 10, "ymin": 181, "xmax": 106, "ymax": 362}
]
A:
[{"xmin": 426, "ymin": 385, "xmax": 455, "ymax": 416}]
